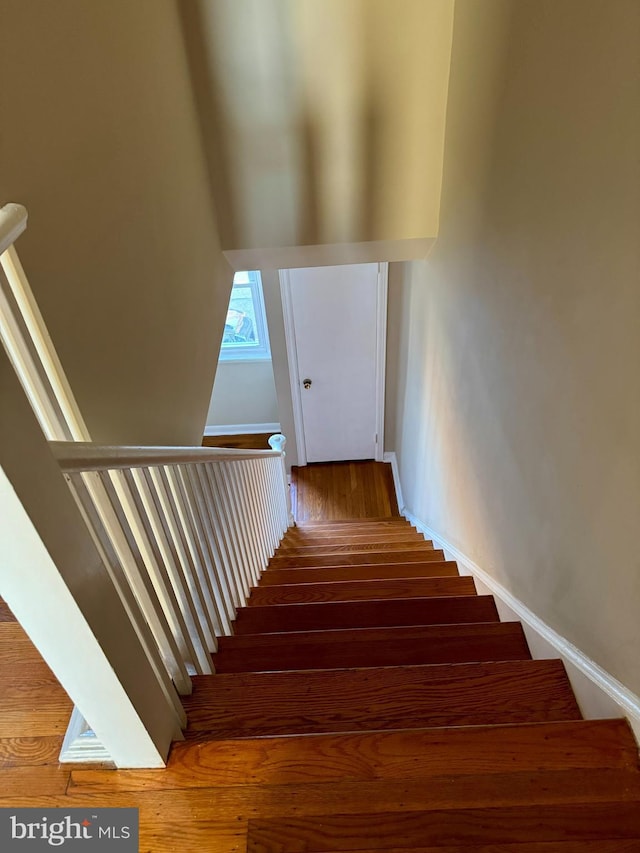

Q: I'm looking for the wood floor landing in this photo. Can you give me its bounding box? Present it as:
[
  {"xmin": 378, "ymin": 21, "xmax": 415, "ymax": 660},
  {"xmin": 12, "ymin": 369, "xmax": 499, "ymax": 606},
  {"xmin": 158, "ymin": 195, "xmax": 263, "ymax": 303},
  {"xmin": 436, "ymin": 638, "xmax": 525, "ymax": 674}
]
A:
[
  {"xmin": 202, "ymin": 433, "xmax": 273, "ymax": 450},
  {"xmin": 291, "ymin": 461, "xmax": 400, "ymax": 522},
  {"xmin": 0, "ymin": 601, "xmax": 75, "ymax": 776}
]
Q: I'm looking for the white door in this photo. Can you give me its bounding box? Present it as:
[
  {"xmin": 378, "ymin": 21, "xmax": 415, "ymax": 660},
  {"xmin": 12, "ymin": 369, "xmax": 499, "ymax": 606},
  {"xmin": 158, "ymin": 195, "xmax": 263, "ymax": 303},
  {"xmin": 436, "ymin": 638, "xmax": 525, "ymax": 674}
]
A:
[{"xmin": 283, "ymin": 263, "xmax": 386, "ymax": 463}]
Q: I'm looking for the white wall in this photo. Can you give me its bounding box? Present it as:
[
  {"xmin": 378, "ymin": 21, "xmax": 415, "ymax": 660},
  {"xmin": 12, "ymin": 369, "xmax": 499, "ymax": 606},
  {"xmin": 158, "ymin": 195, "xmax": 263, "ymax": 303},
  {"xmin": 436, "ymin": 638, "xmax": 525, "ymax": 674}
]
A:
[
  {"xmin": 205, "ymin": 269, "xmax": 298, "ymax": 469},
  {"xmin": 261, "ymin": 269, "xmax": 299, "ymax": 467},
  {"xmin": 0, "ymin": 0, "xmax": 233, "ymax": 445},
  {"xmin": 206, "ymin": 359, "xmax": 279, "ymax": 428},
  {"xmin": 387, "ymin": 0, "xmax": 640, "ymax": 695}
]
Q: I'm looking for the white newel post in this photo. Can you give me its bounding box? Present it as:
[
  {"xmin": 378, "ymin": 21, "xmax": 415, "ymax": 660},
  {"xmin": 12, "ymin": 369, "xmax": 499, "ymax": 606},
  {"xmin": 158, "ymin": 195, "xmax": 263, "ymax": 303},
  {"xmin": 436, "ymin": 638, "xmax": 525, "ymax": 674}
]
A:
[{"xmin": 268, "ymin": 433, "xmax": 294, "ymax": 527}]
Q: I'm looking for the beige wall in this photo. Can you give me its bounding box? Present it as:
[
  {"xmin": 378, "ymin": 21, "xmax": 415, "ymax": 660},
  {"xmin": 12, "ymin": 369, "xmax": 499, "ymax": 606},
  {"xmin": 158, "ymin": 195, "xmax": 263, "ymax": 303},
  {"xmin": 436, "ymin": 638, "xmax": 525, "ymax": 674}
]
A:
[
  {"xmin": 387, "ymin": 0, "xmax": 640, "ymax": 694},
  {"xmin": 0, "ymin": 0, "xmax": 232, "ymax": 445},
  {"xmin": 181, "ymin": 0, "xmax": 454, "ymax": 252},
  {"xmin": 206, "ymin": 359, "xmax": 279, "ymax": 428}
]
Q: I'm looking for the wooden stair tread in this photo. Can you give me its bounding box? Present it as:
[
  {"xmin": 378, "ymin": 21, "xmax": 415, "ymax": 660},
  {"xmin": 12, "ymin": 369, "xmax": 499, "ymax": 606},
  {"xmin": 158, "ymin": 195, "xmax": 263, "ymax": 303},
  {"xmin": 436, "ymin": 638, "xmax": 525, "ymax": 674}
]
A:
[
  {"xmin": 260, "ymin": 561, "xmax": 460, "ymax": 586},
  {"xmin": 292, "ymin": 528, "xmax": 413, "ymax": 537},
  {"xmin": 277, "ymin": 541, "xmax": 435, "ymax": 557},
  {"xmin": 183, "ymin": 660, "xmax": 581, "ymax": 738},
  {"xmin": 268, "ymin": 549, "xmax": 446, "ymax": 568},
  {"xmin": 70, "ymin": 719, "xmax": 638, "ymax": 791},
  {"xmin": 234, "ymin": 595, "xmax": 499, "ymax": 633},
  {"xmin": 295, "ymin": 518, "xmax": 410, "ymax": 527},
  {"xmin": 214, "ymin": 621, "xmax": 531, "ymax": 672},
  {"xmin": 291, "ymin": 525, "xmax": 414, "ymax": 536},
  {"xmin": 246, "ymin": 801, "xmax": 640, "ymax": 852},
  {"xmin": 172, "ymin": 718, "xmax": 640, "ymax": 786},
  {"xmin": 64, "ymin": 765, "xmax": 640, "ymax": 803},
  {"xmin": 281, "ymin": 532, "xmax": 426, "ymax": 546},
  {"xmin": 62, "ymin": 774, "xmax": 640, "ymax": 840},
  {"xmin": 248, "ymin": 576, "xmax": 476, "ymax": 606},
  {"xmin": 220, "ymin": 622, "xmax": 531, "ymax": 651}
]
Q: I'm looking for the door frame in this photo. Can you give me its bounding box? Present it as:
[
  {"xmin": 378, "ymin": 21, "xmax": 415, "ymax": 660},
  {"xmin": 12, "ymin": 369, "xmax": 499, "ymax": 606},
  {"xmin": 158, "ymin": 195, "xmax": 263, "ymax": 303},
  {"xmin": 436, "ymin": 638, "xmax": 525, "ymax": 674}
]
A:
[{"xmin": 279, "ymin": 262, "xmax": 388, "ymax": 467}]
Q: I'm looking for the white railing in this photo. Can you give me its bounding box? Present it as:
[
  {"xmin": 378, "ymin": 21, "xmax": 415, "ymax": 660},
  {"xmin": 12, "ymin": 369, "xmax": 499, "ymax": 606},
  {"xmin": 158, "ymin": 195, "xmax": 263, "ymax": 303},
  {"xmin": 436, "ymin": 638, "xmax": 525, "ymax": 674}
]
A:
[
  {"xmin": 51, "ymin": 442, "xmax": 290, "ymax": 681},
  {"xmin": 0, "ymin": 204, "xmax": 89, "ymax": 442},
  {"xmin": 0, "ymin": 202, "xmax": 292, "ymax": 763}
]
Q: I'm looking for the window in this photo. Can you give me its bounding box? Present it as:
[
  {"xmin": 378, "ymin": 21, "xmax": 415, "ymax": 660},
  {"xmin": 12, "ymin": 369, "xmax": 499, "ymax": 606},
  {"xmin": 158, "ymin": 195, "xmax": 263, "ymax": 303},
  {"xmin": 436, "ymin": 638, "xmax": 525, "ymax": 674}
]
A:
[{"xmin": 219, "ymin": 270, "xmax": 271, "ymax": 361}]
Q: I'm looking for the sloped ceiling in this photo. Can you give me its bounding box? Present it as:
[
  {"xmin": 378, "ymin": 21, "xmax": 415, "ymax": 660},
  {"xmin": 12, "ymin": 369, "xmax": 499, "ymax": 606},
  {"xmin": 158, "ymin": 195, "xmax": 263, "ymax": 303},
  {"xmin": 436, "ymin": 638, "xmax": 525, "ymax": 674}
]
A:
[{"xmin": 179, "ymin": 0, "xmax": 455, "ymax": 264}]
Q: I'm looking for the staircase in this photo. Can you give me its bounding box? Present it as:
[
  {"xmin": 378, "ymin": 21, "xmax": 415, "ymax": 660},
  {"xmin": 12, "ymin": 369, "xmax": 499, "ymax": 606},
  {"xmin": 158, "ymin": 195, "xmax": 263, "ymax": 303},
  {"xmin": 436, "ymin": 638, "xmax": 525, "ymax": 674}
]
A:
[{"xmin": 180, "ymin": 517, "xmax": 640, "ymax": 851}]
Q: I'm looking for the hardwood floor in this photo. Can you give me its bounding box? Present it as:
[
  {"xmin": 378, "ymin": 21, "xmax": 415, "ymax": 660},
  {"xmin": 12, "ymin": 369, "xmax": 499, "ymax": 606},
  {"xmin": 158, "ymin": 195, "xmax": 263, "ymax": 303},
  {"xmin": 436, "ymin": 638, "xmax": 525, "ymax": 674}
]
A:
[
  {"xmin": 202, "ymin": 433, "xmax": 272, "ymax": 450},
  {"xmin": 0, "ymin": 601, "xmax": 74, "ymax": 784},
  {"xmin": 292, "ymin": 460, "xmax": 400, "ymax": 521}
]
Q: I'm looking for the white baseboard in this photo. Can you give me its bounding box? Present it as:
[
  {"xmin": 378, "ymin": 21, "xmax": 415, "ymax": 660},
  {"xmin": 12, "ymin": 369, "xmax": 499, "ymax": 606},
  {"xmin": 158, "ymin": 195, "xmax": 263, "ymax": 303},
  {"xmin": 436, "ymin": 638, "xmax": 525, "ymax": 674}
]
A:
[
  {"xmin": 383, "ymin": 452, "xmax": 405, "ymax": 514},
  {"xmin": 400, "ymin": 507, "xmax": 640, "ymax": 741},
  {"xmin": 204, "ymin": 422, "xmax": 281, "ymax": 437}
]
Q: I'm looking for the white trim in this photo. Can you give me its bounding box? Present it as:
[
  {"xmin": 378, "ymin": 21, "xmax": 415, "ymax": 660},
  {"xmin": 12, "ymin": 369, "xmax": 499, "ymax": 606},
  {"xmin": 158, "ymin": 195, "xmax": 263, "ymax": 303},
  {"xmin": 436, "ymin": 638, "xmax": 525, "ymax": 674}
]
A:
[
  {"xmin": 383, "ymin": 451, "xmax": 405, "ymax": 513},
  {"xmin": 374, "ymin": 263, "xmax": 388, "ymax": 462},
  {"xmin": 279, "ymin": 269, "xmax": 308, "ymax": 466},
  {"xmin": 60, "ymin": 708, "xmax": 113, "ymax": 764},
  {"xmin": 0, "ymin": 467, "xmax": 170, "ymax": 767},
  {"xmin": 217, "ymin": 353, "xmax": 273, "ymax": 363},
  {"xmin": 223, "ymin": 237, "xmax": 436, "ymax": 272},
  {"xmin": 401, "ymin": 506, "xmax": 640, "ymax": 741},
  {"xmin": 0, "ymin": 203, "xmax": 28, "ymax": 256},
  {"xmin": 0, "ymin": 242, "xmax": 90, "ymax": 441},
  {"xmin": 204, "ymin": 423, "xmax": 281, "ymax": 436}
]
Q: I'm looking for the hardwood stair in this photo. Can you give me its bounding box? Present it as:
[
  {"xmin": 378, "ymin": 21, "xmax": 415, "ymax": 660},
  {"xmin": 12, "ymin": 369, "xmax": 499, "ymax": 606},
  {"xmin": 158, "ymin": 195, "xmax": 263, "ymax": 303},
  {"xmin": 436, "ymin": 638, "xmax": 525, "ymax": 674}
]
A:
[
  {"xmin": 246, "ymin": 575, "xmax": 477, "ymax": 605},
  {"xmin": 233, "ymin": 595, "xmax": 500, "ymax": 633},
  {"xmin": 179, "ymin": 518, "xmax": 640, "ymax": 850},
  {"xmin": 266, "ymin": 548, "xmax": 447, "ymax": 568},
  {"xmin": 259, "ymin": 560, "xmax": 460, "ymax": 585},
  {"xmin": 279, "ymin": 530, "xmax": 429, "ymax": 547},
  {"xmin": 276, "ymin": 540, "xmax": 436, "ymax": 556},
  {"xmin": 213, "ymin": 622, "xmax": 531, "ymax": 672}
]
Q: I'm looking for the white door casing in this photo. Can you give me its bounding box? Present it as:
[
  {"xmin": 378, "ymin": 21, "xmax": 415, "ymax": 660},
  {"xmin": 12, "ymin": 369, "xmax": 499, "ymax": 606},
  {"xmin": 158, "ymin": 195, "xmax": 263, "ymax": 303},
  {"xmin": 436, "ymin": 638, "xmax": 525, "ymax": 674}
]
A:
[{"xmin": 280, "ymin": 263, "xmax": 387, "ymax": 465}]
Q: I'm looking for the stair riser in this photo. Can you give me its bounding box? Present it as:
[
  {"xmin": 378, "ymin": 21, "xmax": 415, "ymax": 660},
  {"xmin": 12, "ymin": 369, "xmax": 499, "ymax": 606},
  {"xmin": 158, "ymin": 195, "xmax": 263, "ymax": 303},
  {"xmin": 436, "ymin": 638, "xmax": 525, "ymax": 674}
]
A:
[
  {"xmin": 234, "ymin": 595, "xmax": 500, "ymax": 634},
  {"xmin": 278, "ymin": 542, "xmax": 435, "ymax": 557},
  {"xmin": 214, "ymin": 625, "xmax": 531, "ymax": 672},
  {"xmin": 281, "ymin": 533, "xmax": 425, "ymax": 546},
  {"xmin": 295, "ymin": 519, "xmax": 409, "ymax": 527},
  {"xmin": 248, "ymin": 576, "xmax": 475, "ymax": 606},
  {"xmin": 260, "ymin": 562, "xmax": 460, "ymax": 585},
  {"xmin": 269, "ymin": 550, "xmax": 446, "ymax": 568},
  {"xmin": 247, "ymin": 802, "xmax": 640, "ymax": 852},
  {"xmin": 285, "ymin": 525, "xmax": 418, "ymax": 535}
]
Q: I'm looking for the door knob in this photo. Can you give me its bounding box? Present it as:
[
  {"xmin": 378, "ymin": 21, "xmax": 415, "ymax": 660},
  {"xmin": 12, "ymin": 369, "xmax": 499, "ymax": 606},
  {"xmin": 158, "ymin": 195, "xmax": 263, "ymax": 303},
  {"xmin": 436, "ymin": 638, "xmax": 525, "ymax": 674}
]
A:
[{"xmin": 303, "ymin": 378, "xmax": 312, "ymax": 389}]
